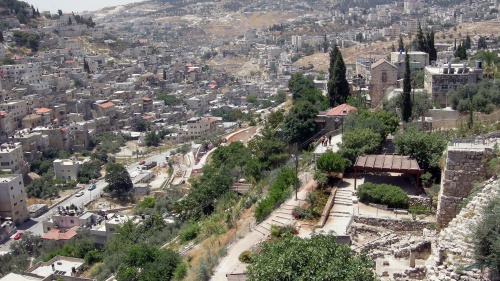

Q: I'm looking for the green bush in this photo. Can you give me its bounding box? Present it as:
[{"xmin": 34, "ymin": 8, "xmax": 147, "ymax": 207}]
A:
[
  {"xmin": 179, "ymin": 222, "xmax": 200, "ymax": 243},
  {"xmin": 239, "ymin": 251, "xmax": 254, "ymax": 264},
  {"xmin": 420, "ymin": 172, "xmax": 433, "ymax": 188},
  {"xmin": 173, "ymin": 262, "xmax": 188, "ymax": 280},
  {"xmin": 357, "ymin": 182, "xmax": 409, "ymax": 209},
  {"xmin": 254, "ymin": 168, "xmax": 295, "ymax": 223}
]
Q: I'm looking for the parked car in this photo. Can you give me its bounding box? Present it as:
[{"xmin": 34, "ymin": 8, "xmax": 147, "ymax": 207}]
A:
[
  {"xmin": 138, "ymin": 160, "xmax": 145, "ymax": 165},
  {"xmin": 13, "ymin": 232, "xmax": 22, "ymax": 240},
  {"xmin": 88, "ymin": 184, "xmax": 96, "ymax": 191},
  {"xmin": 75, "ymin": 191, "xmax": 84, "ymax": 197}
]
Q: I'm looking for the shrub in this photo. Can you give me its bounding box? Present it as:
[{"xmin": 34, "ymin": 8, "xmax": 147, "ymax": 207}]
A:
[
  {"xmin": 420, "ymin": 172, "xmax": 433, "ymax": 188},
  {"xmin": 239, "ymin": 251, "xmax": 254, "ymax": 264},
  {"xmin": 409, "ymin": 205, "xmax": 431, "ymax": 220},
  {"xmin": 179, "ymin": 222, "xmax": 200, "ymax": 243},
  {"xmin": 357, "ymin": 182, "xmax": 409, "ymax": 209},
  {"xmin": 173, "ymin": 262, "xmax": 187, "ymax": 280},
  {"xmin": 292, "ymin": 206, "xmax": 312, "ymax": 220},
  {"xmin": 254, "ymin": 167, "xmax": 294, "ymax": 223}
]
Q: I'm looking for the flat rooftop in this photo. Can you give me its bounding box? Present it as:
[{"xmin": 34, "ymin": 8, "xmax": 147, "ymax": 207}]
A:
[
  {"xmin": 29, "ymin": 257, "xmax": 83, "ymax": 278},
  {"xmin": 0, "ymin": 174, "xmax": 20, "ymax": 182}
]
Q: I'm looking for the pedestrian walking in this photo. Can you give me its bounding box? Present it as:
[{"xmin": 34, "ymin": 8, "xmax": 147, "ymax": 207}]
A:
[
  {"xmin": 320, "ymin": 136, "xmax": 325, "ymax": 146},
  {"xmin": 328, "ymin": 134, "xmax": 332, "ymax": 146}
]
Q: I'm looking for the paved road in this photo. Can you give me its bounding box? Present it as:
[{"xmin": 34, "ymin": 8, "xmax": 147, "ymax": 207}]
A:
[{"xmin": 0, "ymin": 150, "xmax": 173, "ymax": 253}]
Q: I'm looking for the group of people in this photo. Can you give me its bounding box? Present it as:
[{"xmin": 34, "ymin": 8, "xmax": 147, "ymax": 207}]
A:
[{"xmin": 319, "ymin": 134, "xmax": 332, "ymax": 147}]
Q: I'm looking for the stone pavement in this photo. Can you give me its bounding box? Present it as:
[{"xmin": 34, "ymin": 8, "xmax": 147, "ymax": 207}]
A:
[{"xmin": 314, "ymin": 133, "xmax": 342, "ymax": 155}]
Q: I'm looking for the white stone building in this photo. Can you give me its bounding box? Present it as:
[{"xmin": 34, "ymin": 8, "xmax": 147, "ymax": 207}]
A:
[
  {"xmin": 0, "ymin": 142, "xmax": 26, "ymax": 174},
  {"xmin": 53, "ymin": 159, "xmax": 81, "ymax": 181},
  {"xmin": 0, "ymin": 174, "xmax": 29, "ymax": 225}
]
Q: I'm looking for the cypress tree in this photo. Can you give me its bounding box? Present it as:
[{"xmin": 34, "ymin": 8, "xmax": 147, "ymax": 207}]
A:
[
  {"xmin": 402, "ymin": 51, "xmax": 412, "ymax": 123},
  {"xmin": 426, "ymin": 30, "xmax": 437, "ymax": 64},
  {"xmin": 465, "ymin": 34, "xmax": 471, "ymax": 49},
  {"xmin": 416, "ymin": 21, "xmax": 427, "ymax": 53},
  {"xmin": 398, "ymin": 35, "xmax": 405, "ymax": 52},
  {"xmin": 163, "ymin": 69, "xmax": 167, "ymax": 80},
  {"xmin": 328, "ymin": 44, "xmax": 339, "ymax": 79},
  {"xmin": 322, "ymin": 34, "xmax": 329, "ymax": 53},
  {"xmin": 0, "ymin": 31, "xmax": 3, "ymax": 43},
  {"xmin": 327, "ymin": 49, "xmax": 350, "ymax": 107}
]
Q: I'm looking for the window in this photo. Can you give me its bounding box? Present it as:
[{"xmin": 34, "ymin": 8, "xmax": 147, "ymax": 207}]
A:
[
  {"xmin": 70, "ymin": 220, "xmax": 74, "ymax": 223},
  {"xmin": 381, "ymin": 71, "xmax": 387, "ymax": 83},
  {"xmin": 10, "ymin": 187, "xmax": 13, "ymax": 190},
  {"xmin": 14, "ymin": 203, "xmax": 17, "ymax": 206}
]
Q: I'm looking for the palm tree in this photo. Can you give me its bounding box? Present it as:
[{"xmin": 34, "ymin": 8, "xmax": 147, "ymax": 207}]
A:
[{"xmin": 481, "ymin": 51, "xmax": 495, "ymax": 79}]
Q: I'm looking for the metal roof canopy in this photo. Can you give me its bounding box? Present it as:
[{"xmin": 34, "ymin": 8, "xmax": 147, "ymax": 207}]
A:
[{"xmin": 353, "ymin": 154, "xmax": 424, "ymax": 195}]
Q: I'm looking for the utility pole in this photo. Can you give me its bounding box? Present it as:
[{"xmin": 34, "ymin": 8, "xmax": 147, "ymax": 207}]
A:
[{"xmin": 295, "ymin": 143, "xmax": 299, "ymax": 200}]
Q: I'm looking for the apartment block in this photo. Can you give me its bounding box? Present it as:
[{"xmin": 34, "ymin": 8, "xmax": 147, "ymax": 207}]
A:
[{"xmin": 0, "ymin": 174, "xmax": 29, "ymax": 225}]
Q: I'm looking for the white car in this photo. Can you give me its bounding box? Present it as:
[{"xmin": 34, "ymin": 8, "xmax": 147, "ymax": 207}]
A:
[{"xmin": 75, "ymin": 191, "xmax": 84, "ymax": 197}]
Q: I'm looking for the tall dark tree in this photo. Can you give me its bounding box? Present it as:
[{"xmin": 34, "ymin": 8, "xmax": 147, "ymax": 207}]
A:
[
  {"xmin": 328, "ymin": 45, "xmax": 339, "ymax": 79},
  {"xmin": 58, "ymin": 9, "xmax": 63, "ymax": 16},
  {"xmin": 328, "ymin": 48, "xmax": 350, "ymax": 107},
  {"xmin": 478, "ymin": 36, "xmax": 487, "ymax": 49},
  {"xmin": 454, "ymin": 42, "xmax": 467, "ymax": 60},
  {"xmin": 0, "ymin": 31, "xmax": 3, "ymax": 43},
  {"xmin": 402, "ymin": 51, "xmax": 412, "ymax": 123},
  {"xmin": 426, "ymin": 29, "xmax": 437, "ymax": 64},
  {"xmin": 416, "ymin": 21, "xmax": 427, "ymax": 53},
  {"xmin": 322, "ymin": 34, "xmax": 329, "ymax": 53},
  {"xmin": 163, "ymin": 69, "xmax": 166, "ymax": 80},
  {"xmin": 465, "ymin": 34, "xmax": 472, "ymax": 49},
  {"xmin": 398, "ymin": 35, "xmax": 405, "ymax": 52},
  {"xmin": 68, "ymin": 17, "xmax": 72, "ymax": 25}
]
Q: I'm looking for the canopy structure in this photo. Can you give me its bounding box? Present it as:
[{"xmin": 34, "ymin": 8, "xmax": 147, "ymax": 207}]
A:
[{"xmin": 353, "ymin": 154, "xmax": 425, "ymax": 195}]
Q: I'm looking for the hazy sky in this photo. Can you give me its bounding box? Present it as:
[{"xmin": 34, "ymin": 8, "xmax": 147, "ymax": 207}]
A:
[{"xmin": 25, "ymin": 0, "xmax": 147, "ymax": 13}]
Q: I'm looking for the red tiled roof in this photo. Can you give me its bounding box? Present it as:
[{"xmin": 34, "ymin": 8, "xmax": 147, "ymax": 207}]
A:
[
  {"xmin": 325, "ymin": 104, "xmax": 357, "ymax": 116},
  {"xmin": 142, "ymin": 97, "xmax": 152, "ymax": 101},
  {"xmin": 36, "ymin": 108, "xmax": 52, "ymax": 114},
  {"xmin": 98, "ymin": 102, "xmax": 115, "ymax": 109},
  {"xmin": 143, "ymin": 115, "xmax": 153, "ymax": 119},
  {"xmin": 41, "ymin": 228, "xmax": 77, "ymax": 241}
]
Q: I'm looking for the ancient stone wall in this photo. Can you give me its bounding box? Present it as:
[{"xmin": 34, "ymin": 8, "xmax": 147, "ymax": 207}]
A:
[
  {"xmin": 436, "ymin": 148, "xmax": 491, "ymax": 228},
  {"xmin": 353, "ymin": 215, "xmax": 433, "ymax": 231}
]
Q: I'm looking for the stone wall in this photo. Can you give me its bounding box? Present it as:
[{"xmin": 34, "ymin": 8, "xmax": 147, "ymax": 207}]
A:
[
  {"xmin": 353, "ymin": 215, "xmax": 433, "ymax": 231},
  {"xmin": 436, "ymin": 148, "xmax": 491, "ymax": 228},
  {"xmin": 408, "ymin": 195, "xmax": 431, "ymax": 208}
]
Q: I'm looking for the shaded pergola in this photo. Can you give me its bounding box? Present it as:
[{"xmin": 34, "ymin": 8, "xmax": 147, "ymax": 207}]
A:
[{"xmin": 354, "ymin": 154, "xmax": 425, "ymax": 195}]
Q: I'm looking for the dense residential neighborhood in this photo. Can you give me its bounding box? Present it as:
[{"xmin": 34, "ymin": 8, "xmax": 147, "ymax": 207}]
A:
[{"xmin": 0, "ymin": 0, "xmax": 500, "ymax": 280}]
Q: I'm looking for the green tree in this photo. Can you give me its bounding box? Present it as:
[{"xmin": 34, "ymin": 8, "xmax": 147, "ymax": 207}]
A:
[
  {"xmin": 0, "ymin": 31, "xmax": 3, "ymax": 43},
  {"xmin": 133, "ymin": 120, "xmax": 148, "ymax": 132},
  {"xmin": 465, "ymin": 34, "xmax": 472, "ymax": 49},
  {"xmin": 327, "ymin": 45, "xmax": 350, "ymax": 107},
  {"xmin": 402, "ymin": 51, "xmax": 412, "ymax": 123},
  {"xmin": 455, "ymin": 43, "xmax": 467, "ymax": 60},
  {"xmin": 163, "ymin": 69, "xmax": 166, "ymax": 80},
  {"xmin": 316, "ymin": 150, "xmax": 345, "ymax": 175},
  {"xmin": 393, "ymin": 128, "xmax": 447, "ymax": 177},
  {"xmin": 105, "ymin": 163, "xmax": 133, "ymax": 195},
  {"xmin": 283, "ymin": 101, "xmax": 318, "ymax": 144},
  {"xmin": 398, "ymin": 35, "xmax": 405, "ymax": 52},
  {"xmin": 145, "ymin": 130, "xmax": 161, "ymax": 147},
  {"xmin": 426, "ymin": 29, "xmax": 437, "ymax": 63},
  {"xmin": 58, "ymin": 9, "xmax": 62, "ymax": 16},
  {"xmin": 478, "ymin": 36, "xmax": 487, "ymax": 49},
  {"xmin": 78, "ymin": 161, "xmax": 101, "ymax": 179},
  {"xmin": 339, "ymin": 128, "xmax": 382, "ymax": 167},
  {"xmin": 247, "ymin": 124, "xmax": 287, "ymax": 169},
  {"xmin": 313, "ymin": 170, "xmax": 328, "ymax": 188},
  {"xmin": 246, "ymin": 233, "xmax": 376, "ymax": 281},
  {"xmin": 416, "ymin": 21, "xmax": 427, "ymax": 53},
  {"xmin": 322, "ymin": 34, "xmax": 329, "ymax": 53}
]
